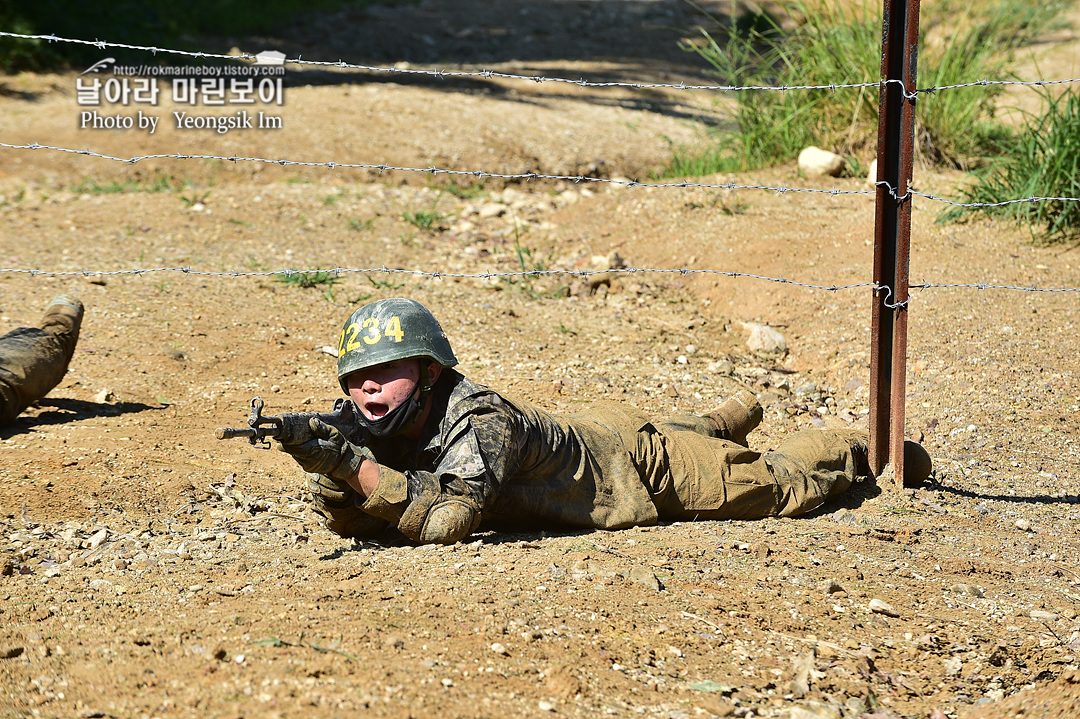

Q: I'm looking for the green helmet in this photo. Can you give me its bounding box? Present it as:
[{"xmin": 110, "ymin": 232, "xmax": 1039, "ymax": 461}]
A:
[{"xmin": 336, "ymin": 298, "xmax": 458, "ymax": 393}]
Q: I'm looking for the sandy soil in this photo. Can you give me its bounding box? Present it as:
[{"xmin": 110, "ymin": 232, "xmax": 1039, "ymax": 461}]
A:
[{"xmin": 2, "ymin": 2, "xmax": 1080, "ymax": 718}]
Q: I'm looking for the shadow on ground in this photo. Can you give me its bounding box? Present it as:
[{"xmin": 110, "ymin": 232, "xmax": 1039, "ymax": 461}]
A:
[
  {"xmin": 213, "ymin": 0, "xmax": 734, "ymax": 85},
  {"xmin": 2, "ymin": 398, "xmax": 166, "ymax": 438}
]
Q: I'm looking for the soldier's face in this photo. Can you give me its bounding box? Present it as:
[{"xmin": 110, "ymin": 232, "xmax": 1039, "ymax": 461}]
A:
[{"xmin": 344, "ymin": 358, "xmax": 422, "ymax": 421}]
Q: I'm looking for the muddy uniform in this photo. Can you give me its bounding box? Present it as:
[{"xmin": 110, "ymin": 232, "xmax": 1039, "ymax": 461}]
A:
[
  {"xmin": 0, "ymin": 296, "xmax": 84, "ymax": 426},
  {"xmin": 311, "ymin": 369, "xmax": 861, "ymax": 545}
]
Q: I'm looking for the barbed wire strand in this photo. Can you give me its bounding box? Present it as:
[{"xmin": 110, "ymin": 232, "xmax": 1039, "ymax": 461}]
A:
[
  {"xmin": 1, "ymin": 266, "xmax": 1078, "ymax": 304},
  {"xmin": 1, "ymin": 31, "xmax": 1077, "ymax": 96},
  {"xmin": 4, "ymin": 142, "xmax": 1080, "ymax": 209},
  {"xmin": 0, "ymin": 141, "xmax": 875, "ymax": 198}
]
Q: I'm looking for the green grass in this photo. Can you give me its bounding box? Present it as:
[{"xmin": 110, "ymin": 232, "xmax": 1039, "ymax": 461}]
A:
[
  {"xmin": 437, "ymin": 180, "xmax": 487, "ymax": 199},
  {"xmin": 401, "ymin": 207, "xmax": 444, "ymax": 231},
  {"xmin": 365, "ymin": 275, "xmax": 404, "ymax": 291},
  {"xmin": 939, "ymin": 88, "xmax": 1080, "ymax": 244},
  {"xmin": 71, "ymin": 176, "xmax": 183, "ymax": 194},
  {"xmin": 275, "ymin": 269, "xmax": 342, "ymax": 301},
  {"xmin": 180, "ymin": 190, "xmax": 211, "ymax": 207},
  {"xmin": 348, "ymin": 218, "xmax": 375, "ymax": 232},
  {"xmin": 665, "ymin": 0, "xmax": 1069, "ymax": 176}
]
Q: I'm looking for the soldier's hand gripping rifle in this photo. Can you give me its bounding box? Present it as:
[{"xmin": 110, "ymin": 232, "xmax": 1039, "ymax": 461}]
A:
[{"xmin": 214, "ymin": 397, "xmax": 363, "ymax": 448}]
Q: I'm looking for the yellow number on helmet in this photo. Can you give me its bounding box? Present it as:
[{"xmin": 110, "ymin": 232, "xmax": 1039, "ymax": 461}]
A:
[
  {"xmin": 361, "ymin": 317, "xmax": 382, "ymax": 345},
  {"xmin": 384, "ymin": 315, "xmax": 405, "ymax": 342},
  {"xmin": 343, "ymin": 322, "xmax": 362, "ymax": 352}
]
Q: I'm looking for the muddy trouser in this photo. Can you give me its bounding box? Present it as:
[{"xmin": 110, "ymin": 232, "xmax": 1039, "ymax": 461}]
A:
[
  {"xmin": 0, "ymin": 297, "xmax": 83, "ymax": 425},
  {"xmin": 638, "ymin": 415, "xmax": 859, "ymax": 520}
]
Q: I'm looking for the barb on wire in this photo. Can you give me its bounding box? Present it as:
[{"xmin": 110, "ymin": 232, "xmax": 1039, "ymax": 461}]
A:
[{"xmin": 0, "ymin": 142, "xmax": 876, "ymax": 198}]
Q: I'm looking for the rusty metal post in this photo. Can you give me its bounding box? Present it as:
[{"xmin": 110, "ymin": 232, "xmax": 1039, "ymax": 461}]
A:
[{"xmin": 870, "ymin": 0, "xmax": 920, "ymax": 486}]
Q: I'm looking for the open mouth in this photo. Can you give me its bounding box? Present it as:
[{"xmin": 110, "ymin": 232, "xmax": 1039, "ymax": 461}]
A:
[{"xmin": 365, "ymin": 402, "xmax": 389, "ymax": 419}]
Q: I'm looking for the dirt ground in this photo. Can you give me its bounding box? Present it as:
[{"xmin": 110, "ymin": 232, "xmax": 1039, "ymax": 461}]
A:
[{"xmin": 2, "ymin": 1, "xmax": 1080, "ymax": 718}]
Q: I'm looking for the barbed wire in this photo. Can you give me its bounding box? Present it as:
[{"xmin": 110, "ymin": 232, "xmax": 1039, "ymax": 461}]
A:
[
  {"xmin": 1, "ymin": 31, "xmax": 1077, "ymax": 97},
  {"xmin": 0, "ymin": 265, "xmax": 875, "ymax": 289},
  {"xmin": 0, "ymin": 141, "xmax": 876, "ymax": 198},
  {"xmin": 907, "ymin": 189, "xmax": 1080, "ymax": 209},
  {"xmin": 1, "ymin": 266, "xmax": 1077, "ymax": 304},
  {"xmin": 5, "ymin": 142, "xmax": 1080, "ymax": 209}
]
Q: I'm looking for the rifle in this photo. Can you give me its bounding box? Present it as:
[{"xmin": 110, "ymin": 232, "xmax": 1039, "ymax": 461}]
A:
[{"xmin": 214, "ymin": 397, "xmax": 364, "ymax": 448}]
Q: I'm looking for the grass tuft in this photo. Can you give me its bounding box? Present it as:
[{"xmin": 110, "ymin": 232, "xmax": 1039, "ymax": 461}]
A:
[
  {"xmin": 939, "ymin": 88, "xmax": 1080, "ymax": 244},
  {"xmin": 275, "ymin": 269, "xmax": 343, "ymax": 301},
  {"xmin": 72, "ymin": 176, "xmax": 184, "ymax": 194},
  {"xmin": 402, "ymin": 207, "xmax": 444, "ymax": 232},
  {"xmin": 666, "ymin": 0, "xmax": 1068, "ymax": 176}
]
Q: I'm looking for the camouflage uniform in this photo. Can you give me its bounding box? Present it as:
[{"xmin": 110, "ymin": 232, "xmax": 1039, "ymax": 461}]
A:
[
  {"xmin": 310, "ymin": 368, "xmax": 862, "ymax": 545},
  {"xmin": 0, "ymin": 295, "xmax": 83, "ymax": 426}
]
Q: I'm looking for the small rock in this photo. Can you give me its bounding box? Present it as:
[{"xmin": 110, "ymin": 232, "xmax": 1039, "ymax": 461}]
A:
[
  {"xmin": 798, "ymin": 146, "xmax": 845, "ymax": 177},
  {"xmin": 868, "ymin": 598, "xmax": 899, "ymax": 617},
  {"xmin": 538, "ymin": 700, "xmax": 555, "ymax": 712},
  {"xmin": 628, "ymin": 566, "xmax": 663, "ymax": 592},
  {"xmin": 943, "ymin": 656, "xmax": 963, "ymax": 676},
  {"xmin": 383, "ymin": 635, "xmax": 405, "ymax": 650},
  {"xmin": 0, "ymin": 646, "xmax": 24, "ymax": 659},
  {"xmin": 951, "ymin": 583, "xmax": 984, "ymax": 598},
  {"xmin": 1015, "ymin": 519, "xmax": 1032, "ymax": 532},
  {"xmin": 477, "ymin": 202, "xmax": 505, "ymax": 219},
  {"xmin": 709, "ymin": 359, "xmax": 735, "ymax": 375},
  {"xmin": 821, "ymin": 579, "xmax": 845, "ymax": 595},
  {"xmin": 1030, "ymin": 610, "xmax": 1058, "ymax": 622},
  {"xmin": 742, "ymin": 322, "xmax": 787, "ymax": 353},
  {"xmin": 93, "ymin": 389, "xmax": 116, "ymax": 403},
  {"xmin": 831, "ymin": 508, "xmax": 858, "ymax": 526},
  {"xmin": 490, "ymin": 642, "xmax": 509, "ymax": 656},
  {"xmin": 86, "ymin": 529, "xmax": 109, "ymax": 549}
]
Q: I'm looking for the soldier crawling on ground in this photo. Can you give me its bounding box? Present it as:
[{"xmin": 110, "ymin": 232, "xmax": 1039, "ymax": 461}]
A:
[
  {"xmin": 278, "ymin": 298, "xmax": 931, "ymax": 545},
  {"xmin": 0, "ymin": 295, "xmax": 84, "ymax": 426}
]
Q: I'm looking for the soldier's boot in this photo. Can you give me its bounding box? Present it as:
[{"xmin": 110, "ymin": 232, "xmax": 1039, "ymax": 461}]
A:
[
  {"xmin": 843, "ymin": 431, "xmax": 933, "ymax": 487},
  {"xmin": 0, "ymin": 295, "xmax": 84, "ymax": 424},
  {"xmin": 705, "ymin": 390, "xmax": 763, "ymax": 446},
  {"xmin": 40, "ymin": 295, "xmax": 84, "ymax": 351}
]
